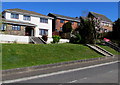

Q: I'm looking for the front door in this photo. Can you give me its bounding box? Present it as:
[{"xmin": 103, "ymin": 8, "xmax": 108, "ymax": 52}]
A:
[{"xmin": 25, "ymin": 26, "xmax": 34, "ymax": 36}]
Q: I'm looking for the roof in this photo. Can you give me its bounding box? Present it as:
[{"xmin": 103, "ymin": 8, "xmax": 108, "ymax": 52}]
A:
[
  {"xmin": 80, "ymin": 16, "xmax": 88, "ymax": 20},
  {"xmin": 2, "ymin": 18, "xmax": 36, "ymax": 26},
  {"xmin": 48, "ymin": 13, "xmax": 80, "ymax": 22},
  {"xmin": 89, "ymin": 12, "xmax": 112, "ymax": 23},
  {"xmin": 3, "ymin": 8, "xmax": 52, "ymax": 19}
]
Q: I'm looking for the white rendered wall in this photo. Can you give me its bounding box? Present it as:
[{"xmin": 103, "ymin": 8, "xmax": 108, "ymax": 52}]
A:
[
  {"xmin": 0, "ymin": 34, "xmax": 30, "ymax": 44},
  {"xmin": 5, "ymin": 12, "xmax": 53, "ymax": 38},
  {"xmin": 0, "ymin": 34, "xmax": 69, "ymax": 44},
  {"xmin": 47, "ymin": 38, "xmax": 69, "ymax": 44}
]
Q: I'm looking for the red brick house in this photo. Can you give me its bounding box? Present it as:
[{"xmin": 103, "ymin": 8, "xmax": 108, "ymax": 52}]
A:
[
  {"xmin": 48, "ymin": 13, "xmax": 80, "ymax": 36},
  {"xmin": 88, "ymin": 12, "xmax": 113, "ymax": 33}
]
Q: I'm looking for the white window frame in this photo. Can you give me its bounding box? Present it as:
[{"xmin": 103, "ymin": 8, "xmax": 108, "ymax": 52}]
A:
[
  {"xmin": 11, "ymin": 13, "xmax": 19, "ymax": 19},
  {"xmin": 39, "ymin": 29, "xmax": 48, "ymax": 35},
  {"xmin": 23, "ymin": 15, "xmax": 31, "ymax": 21},
  {"xmin": 40, "ymin": 18, "xmax": 48, "ymax": 23},
  {"xmin": 0, "ymin": 24, "xmax": 6, "ymax": 31}
]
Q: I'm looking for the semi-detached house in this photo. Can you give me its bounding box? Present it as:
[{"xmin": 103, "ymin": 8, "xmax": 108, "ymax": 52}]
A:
[
  {"xmin": 0, "ymin": 8, "xmax": 113, "ymax": 44},
  {"xmin": 48, "ymin": 13, "xmax": 80, "ymax": 36},
  {"xmin": 88, "ymin": 12, "xmax": 113, "ymax": 33},
  {"xmin": 1, "ymin": 8, "xmax": 53, "ymax": 39}
]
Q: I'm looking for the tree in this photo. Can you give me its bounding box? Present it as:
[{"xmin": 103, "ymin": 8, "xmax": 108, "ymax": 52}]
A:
[
  {"xmin": 61, "ymin": 22, "xmax": 72, "ymax": 39},
  {"xmin": 70, "ymin": 30, "xmax": 81, "ymax": 44},
  {"xmin": 112, "ymin": 18, "xmax": 120, "ymax": 47},
  {"xmin": 78, "ymin": 18, "xmax": 96, "ymax": 44},
  {"xmin": 112, "ymin": 18, "xmax": 120, "ymax": 40},
  {"xmin": 62, "ymin": 22, "xmax": 72, "ymax": 33}
]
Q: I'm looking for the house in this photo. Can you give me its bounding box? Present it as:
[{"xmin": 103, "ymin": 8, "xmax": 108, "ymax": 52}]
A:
[
  {"xmin": 1, "ymin": 8, "xmax": 53, "ymax": 38},
  {"xmin": 88, "ymin": 12, "xmax": 113, "ymax": 33},
  {"xmin": 48, "ymin": 13, "xmax": 80, "ymax": 36}
]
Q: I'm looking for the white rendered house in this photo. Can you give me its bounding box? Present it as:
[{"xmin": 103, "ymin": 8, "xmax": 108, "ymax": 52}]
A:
[{"xmin": 1, "ymin": 8, "xmax": 53, "ymax": 38}]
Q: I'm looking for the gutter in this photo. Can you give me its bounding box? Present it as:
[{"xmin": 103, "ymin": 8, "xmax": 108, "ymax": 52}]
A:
[{"xmin": 4, "ymin": 10, "xmax": 54, "ymax": 19}]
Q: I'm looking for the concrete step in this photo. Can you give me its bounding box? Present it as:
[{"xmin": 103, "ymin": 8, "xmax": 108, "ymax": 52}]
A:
[
  {"xmin": 105, "ymin": 41, "xmax": 120, "ymax": 52},
  {"xmin": 30, "ymin": 37, "xmax": 46, "ymax": 44},
  {"xmin": 86, "ymin": 44, "xmax": 114, "ymax": 57},
  {"xmin": 94, "ymin": 45, "xmax": 114, "ymax": 56}
]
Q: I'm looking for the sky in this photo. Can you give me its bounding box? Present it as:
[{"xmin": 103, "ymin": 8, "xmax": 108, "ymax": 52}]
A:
[{"xmin": 2, "ymin": 2, "xmax": 118, "ymax": 22}]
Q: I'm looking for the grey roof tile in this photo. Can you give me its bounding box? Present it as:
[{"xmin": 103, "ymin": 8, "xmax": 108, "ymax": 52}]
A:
[
  {"xmin": 48, "ymin": 13, "xmax": 80, "ymax": 22},
  {"xmin": 90, "ymin": 12, "xmax": 112, "ymax": 22},
  {"xmin": 2, "ymin": 18, "xmax": 36, "ymax": 26},
  {"xmin": 4, "ymin": 8, "xmax": 50, "ymax": 18}
]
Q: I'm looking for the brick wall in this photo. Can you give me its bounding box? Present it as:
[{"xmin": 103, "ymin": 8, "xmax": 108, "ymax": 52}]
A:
[
  {"xmin": 55, "ymin": 19, "xmax": 79, "ymax": 31},
  {"xmin": 3, "ymin": 24, "xmax": 25, "ymax": 36}
]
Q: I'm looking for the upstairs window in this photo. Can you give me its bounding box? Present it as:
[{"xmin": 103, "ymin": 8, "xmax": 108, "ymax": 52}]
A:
[
  {"xmin": 40, "ymin": 18, "xmax": 48, "ymax": 23},
  {"xmin": 23, "ymin": 15, "xmax": 31, "ymax": 21},
  {"xmin": 60, "ymin": 20, "xmax": 64, "ymax": 23},
  {"xmin": 12, "ymin": 25, "xmax": 21, "ymax": 31},
  {"xmin": 11, "ymin": 13, "xmax": 19, "ymax": 19}
]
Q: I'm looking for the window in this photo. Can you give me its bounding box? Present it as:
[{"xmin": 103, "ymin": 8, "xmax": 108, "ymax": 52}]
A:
[
  {"xmin": 71, "ymin": 21, "xmax": 74, "ymax": 25},
  {"xmin": 0, "ymin": 24, "xmax": 6, "ymax": 31},
  {"xmin": 77, "ymin": 22, "xmax": 80, "ymax": 26},
  {"xmin": 11, "ymin": 13, "xmax": 19, "ymax": 19},
  {"xmin": 12, "ymin": 25, "xmax": 21, "ymax": 31},
  {"xmin": 60, "ymin": 27, "xmax": 62, "ymax": 31},
  {"xmin": 60, "ymin": 20, "xmax": 64, "ymax": 23},
  {"xmin": 40, "ymin": 18, "xmax": 48, "ymax": 23},
  {"xmin": 23, "ymin": 15, "xmax": 31, "ymax": 21},
  {"xmin": 39, "ymin": 29, "xmax": 48, "ymax": 35},
  {"xmin": 55, "ymin": 29, "xmax": 59, "ymax": 32}
]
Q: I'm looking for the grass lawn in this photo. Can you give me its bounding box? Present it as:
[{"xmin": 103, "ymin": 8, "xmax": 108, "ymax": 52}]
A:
[
  {"xmin": 2, "ymin": 43, "xmax": 104, "ymax": 70},
  {"xmin": 98, "ymin": 45, "xmax": 120, "ymax": 55}
]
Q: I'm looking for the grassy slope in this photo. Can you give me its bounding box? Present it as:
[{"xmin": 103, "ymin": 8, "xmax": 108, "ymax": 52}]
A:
[
  {"xmin": 98, "ymin": 45, "xmax": 120, "ymax": 55},
  {"xmin": 2, "ymin": 43, "xmax": 103, "ymax": 70}
]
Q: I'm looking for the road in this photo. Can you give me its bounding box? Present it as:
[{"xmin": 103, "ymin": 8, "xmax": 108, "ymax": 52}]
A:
[{"xmin": 13, "ymin": 61, "xmax": 119, "ymax": 83}]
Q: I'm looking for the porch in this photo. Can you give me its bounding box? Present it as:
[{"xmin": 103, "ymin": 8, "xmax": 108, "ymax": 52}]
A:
[{"xmin": 1, "ymin": 19, "xmax": 36, "ymax": 36}]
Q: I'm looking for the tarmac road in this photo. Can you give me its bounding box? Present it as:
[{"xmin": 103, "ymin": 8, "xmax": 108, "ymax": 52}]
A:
[{"xmin": 17, "ymin": 61, "xmax": 119, "ymax": 83}]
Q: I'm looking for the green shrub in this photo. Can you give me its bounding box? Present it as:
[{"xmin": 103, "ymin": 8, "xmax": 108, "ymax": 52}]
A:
[
  {"xmin": 62, "ymin": 22, "xmax": 72, "ymax": 33},
  {"xmin": 70, "ymin": 34, "xmax": 81, "ymax": 44},
  {"xmin": 42, "ymin": 35, "xmax": 48, "ymax": 41},
  {"xmin": 60, "ymin": 32, "xmax": 71, "ymax": 39},
  {"xmin": 52, "ymin": 35, "xmax": 61, "ymax": 43}
]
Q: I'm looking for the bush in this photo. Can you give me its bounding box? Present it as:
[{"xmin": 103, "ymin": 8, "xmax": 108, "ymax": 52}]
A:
[
  {"xmin": 62, "ymin": 22, "xmax": 72, "ymax": 33},
  {"xmin": 60, "ymin": 32, "xmax": 71, "ymax": 39},
  {"xmin": 78, "ymin": 18, "xmax": 96, "ymax": 44},
  {"xmin": 42, "ymin": 35, "xmax": 48, "ymax": 41},
  {"xmin": 70, "ymin": 34, "xmax": 81, "ymax": 44},
  {"xmin": 52, "ymin": 35, "xmax": 61, "ymax": 43}
]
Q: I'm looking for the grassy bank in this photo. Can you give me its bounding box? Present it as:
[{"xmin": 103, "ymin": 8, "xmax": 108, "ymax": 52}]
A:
[
  {"xmin": 98, "ymin": 45, "xmax": 120, "ymax": 55},
  {"xmin": 2, "ymin": 43, "xmax": 104, "ymax": 70}
]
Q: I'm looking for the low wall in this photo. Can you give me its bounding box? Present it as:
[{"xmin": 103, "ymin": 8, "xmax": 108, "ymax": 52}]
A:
[
  {"xmin": 0, "ymin": 34, "xmax": 70, "ymax": 44},
  {"xmin": 47, "ymin": 38, "xmax": 69, "ymax": 44},
  {"xmin": 0, "ymin": 34, "xmax": 30, "ymax": 44},
  {"xmin": 46, "ymin": 37, "xmax": 53, "ymax": 44},
  {"xmin": 59, "ymin": 39, "xmax": 69, "ymax": 43}
]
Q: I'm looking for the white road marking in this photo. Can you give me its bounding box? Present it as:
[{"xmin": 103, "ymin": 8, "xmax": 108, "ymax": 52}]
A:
[
  {"xmin": 68, "ymin": 80, "xmax": 78, "ymax": 83},
  {"xmin": 83, "ymin": 77, "xmax": 87, "ymax": 80},
  {"xmin": 2, "ymin": 61, "xmax": 118, "ymax": 83},
  {"xmin": 68, "ymin": 77, "xmax": 87, "ymax": 83},
  {"xmin": 109, "ymin": 71, "xmax": 113, "ymax": 73}
]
